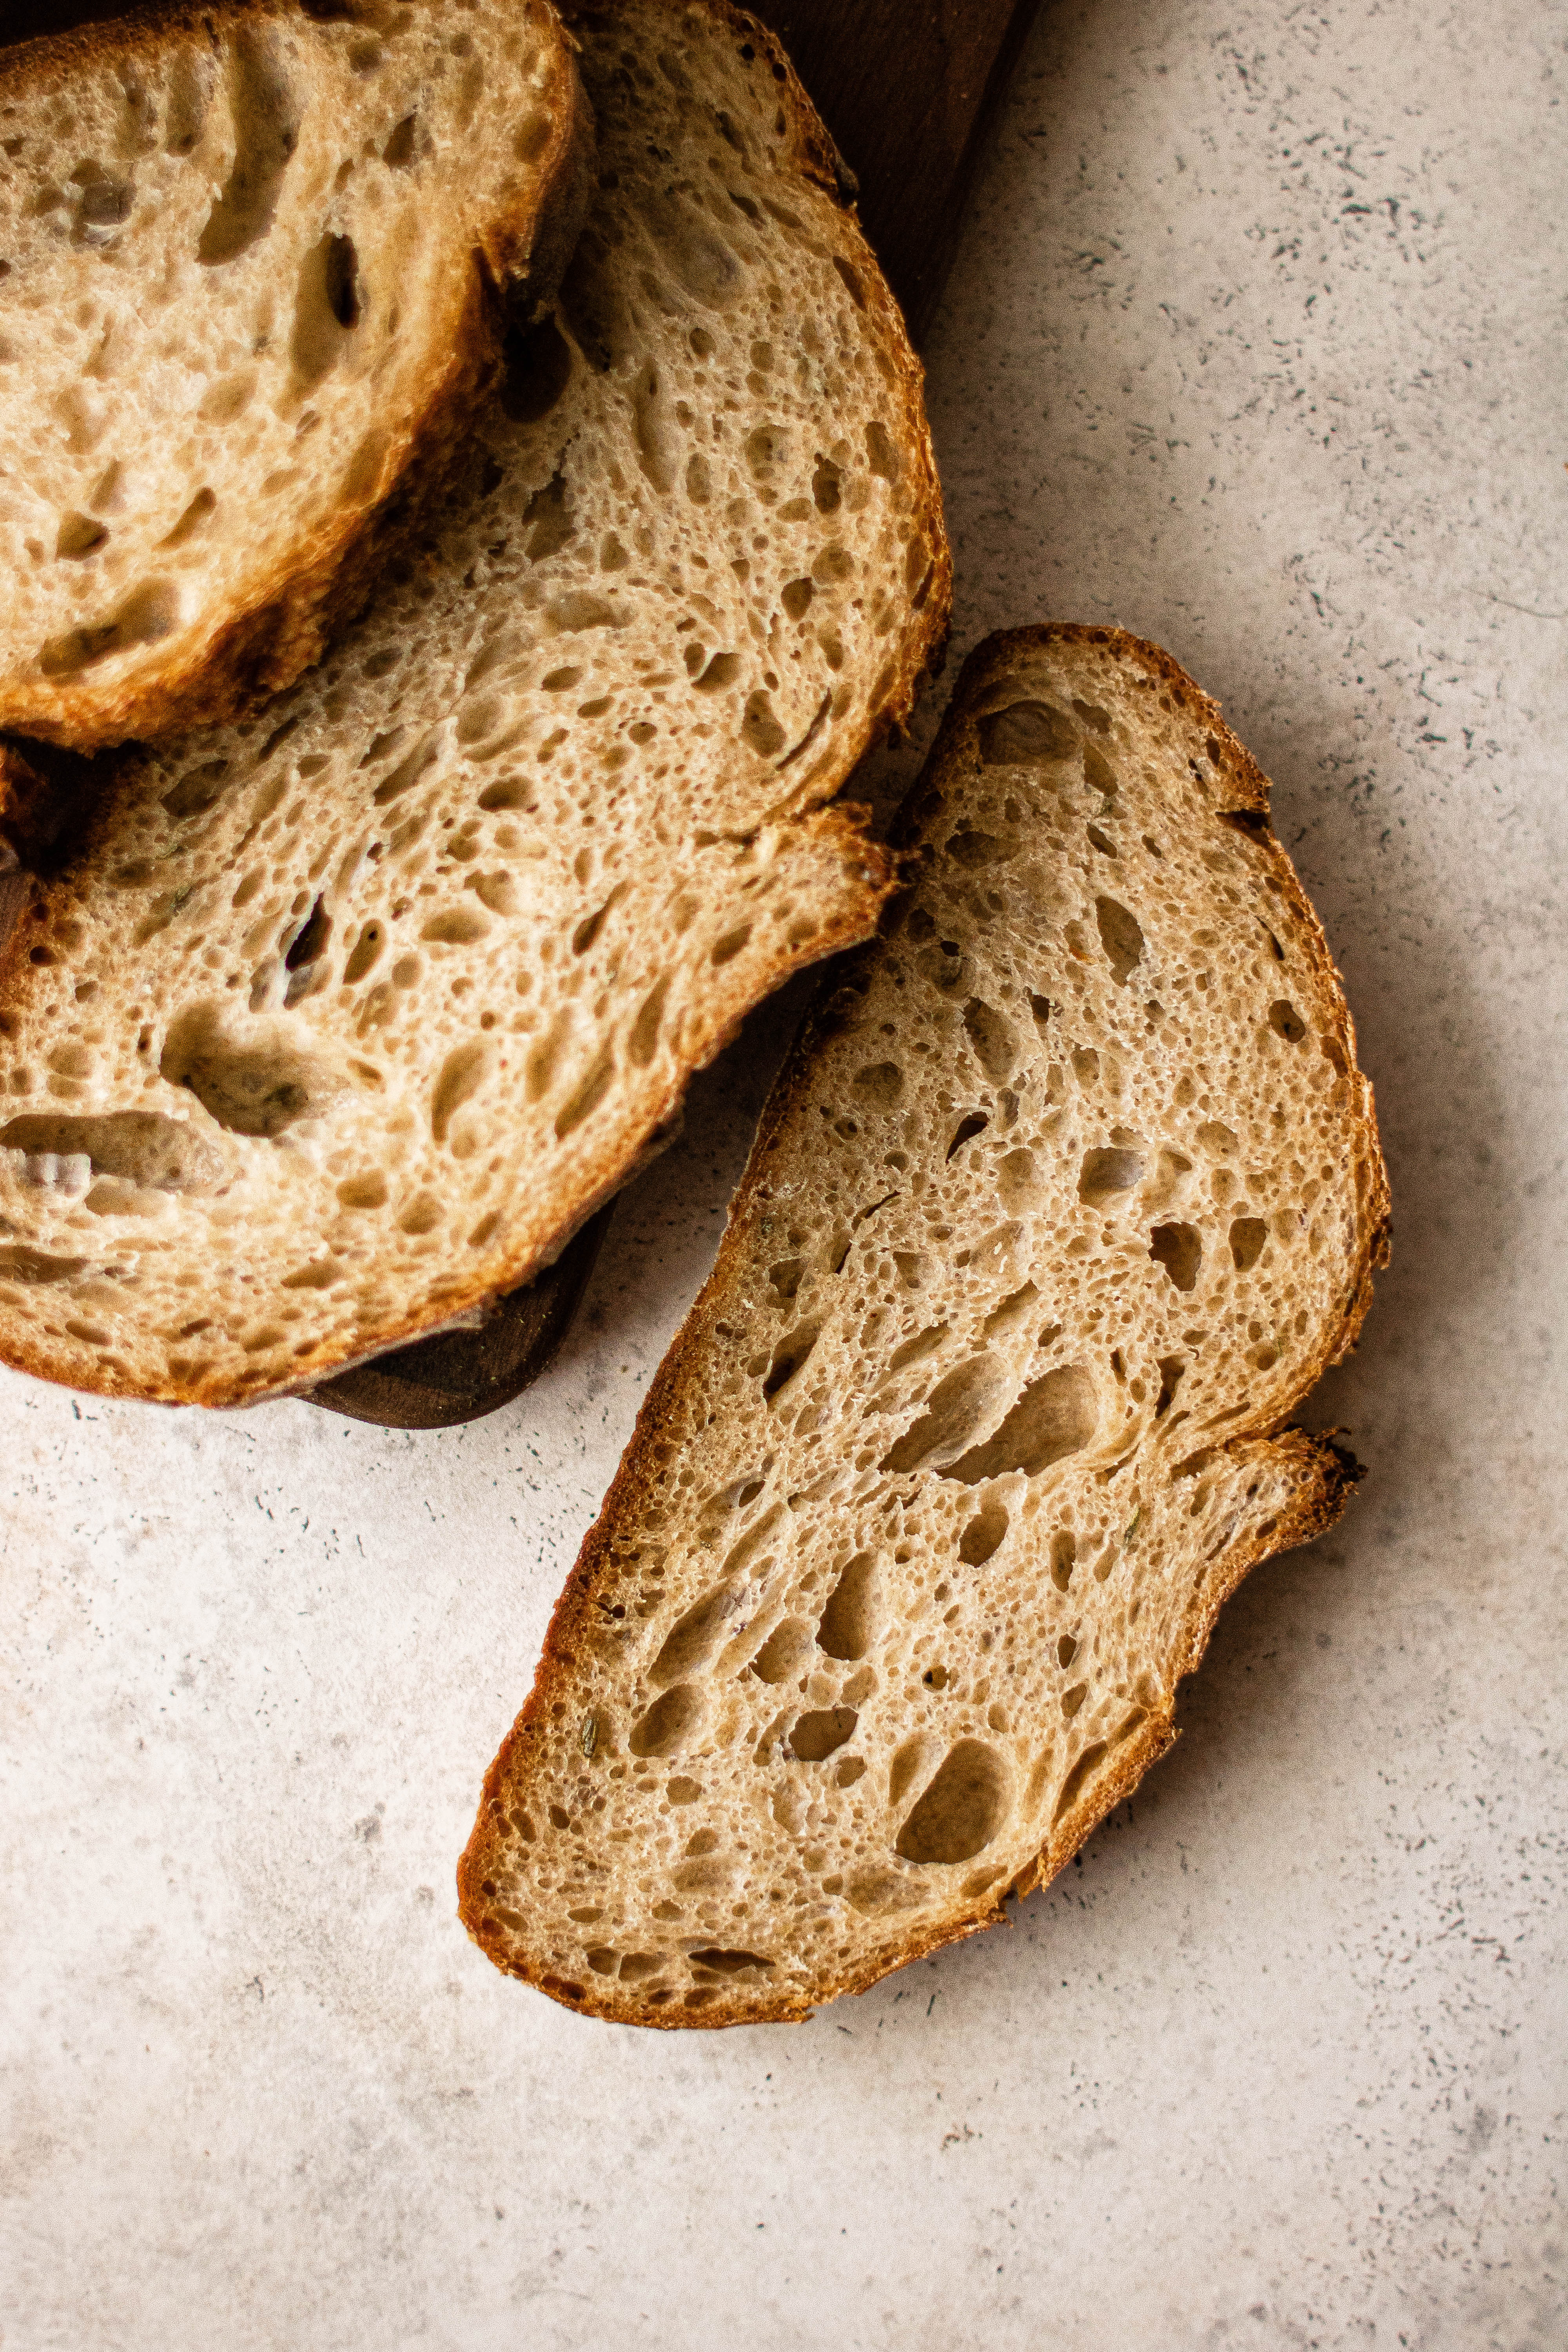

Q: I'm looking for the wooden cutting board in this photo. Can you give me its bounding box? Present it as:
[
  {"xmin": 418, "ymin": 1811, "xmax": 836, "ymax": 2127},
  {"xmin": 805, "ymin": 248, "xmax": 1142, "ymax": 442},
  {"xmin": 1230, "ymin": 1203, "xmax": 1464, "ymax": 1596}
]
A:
[{"xmin": 1, "ymin": 0, "xmax": 1038, "ymax": 1426}]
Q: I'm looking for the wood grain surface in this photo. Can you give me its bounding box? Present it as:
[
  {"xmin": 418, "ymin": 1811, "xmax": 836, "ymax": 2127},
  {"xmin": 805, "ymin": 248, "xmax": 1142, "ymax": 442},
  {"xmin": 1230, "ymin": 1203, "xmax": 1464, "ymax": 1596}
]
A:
[
  {"xmin": 0, "ymin": 0, "xmax": 1036, "ymax": 1422},
  {"xmin": 756, "ymin": 0, "xmax": 1040, "ymax": 342}
]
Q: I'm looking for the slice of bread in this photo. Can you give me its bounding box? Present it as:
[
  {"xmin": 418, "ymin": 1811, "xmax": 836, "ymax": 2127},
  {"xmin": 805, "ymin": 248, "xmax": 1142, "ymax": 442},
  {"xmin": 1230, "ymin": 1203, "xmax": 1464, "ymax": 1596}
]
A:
[
  {"xmin": 0, "ymin": 0, "xmax": 588, "ymax": 749},
  {"xmin": 459, "ymin": 625, "xmax": 1391, "ymax": 2028},
  {"xmin": 0, "ymin": 0, "xmax": 949, "ymax": 1406}
]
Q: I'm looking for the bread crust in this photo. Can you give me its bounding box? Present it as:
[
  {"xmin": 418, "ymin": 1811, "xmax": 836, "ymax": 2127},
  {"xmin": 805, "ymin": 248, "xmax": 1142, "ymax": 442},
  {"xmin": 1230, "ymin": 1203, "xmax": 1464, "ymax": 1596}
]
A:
[
  {"xmin": 0, "ymin": 0, "xmax": 592, "ymax": 751},
  {"xmin": 458, "ymin": 625, "xmax": 1390, "ymax": 2026}
]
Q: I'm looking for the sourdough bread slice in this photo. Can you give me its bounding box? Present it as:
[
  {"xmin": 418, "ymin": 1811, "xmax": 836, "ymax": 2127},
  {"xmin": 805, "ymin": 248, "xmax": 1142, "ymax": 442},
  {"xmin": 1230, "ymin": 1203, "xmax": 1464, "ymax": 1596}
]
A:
[
  {"xmin": 0, "ymin": 0, "xmax": 588, "ymax": 749},
  {"xmin": 0, "ymin": 0, "xmax": 948, "ymax": 1406},
  {"xmin": 459, "ymin": 625, "xmax": 1390, "ymax": 2027}
]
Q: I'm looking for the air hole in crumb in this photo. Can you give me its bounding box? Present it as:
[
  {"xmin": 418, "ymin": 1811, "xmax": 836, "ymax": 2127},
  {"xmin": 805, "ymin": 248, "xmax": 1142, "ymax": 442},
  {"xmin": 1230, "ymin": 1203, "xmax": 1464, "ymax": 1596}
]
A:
[
  {"xmin": 628, "ymin": 1685, "xmax": 705, "ymax": 1759},
  {"xmin": 865, "ymin": 418, "xmax": 898, "ymax": 479},
  {"xmin": 342, "ymin": 922, "xmax": 383, "ymax": 983},
  {"xmin": 881, "ymin": 1354, "xmax": 1011, "ymax": 1475},
  {"xmin": 0, "ymin": 1110, "xmax": 221, "ymax": 1192},
  {"xmin": 742, "ymin": 692, "xmax": 785, "ymax": 757},
  {"xmin": 522, "ymin": 474, "xmax": 573, "ymax": 561},
  {"xmin": 767, "ymin": 1257, "xmax": 804, "ymax": 1303},
  {"xmin": 1095, "ymin": 896, "xmax": 1144, "ymax": 984},
  {"xmin": 423, "ymin": 905, "xmax": 489, "ymax": 946},
  {"xmin": 946, "ymin": 1112, "xmax": 987, "ymax": 1161},
  {"xmin": 160, "ymin": 487, "xmax": 217, "ymax": 548},
  {"xmin": 337, "ymin": 1170, "xmax": 386, "ymax": 1209},
  {"xmin": 977, "ymin": 699, "xmax": 1076, "ymax": 764},
  {"xmin": 749, "ymin": 1617, "xmax": 812, "ymax": 1685},
  {"xmin": 886, "ymin": 1323, "xmax": 947, "ymax": 1373},
  {"xmin": 283, "ymin": 896, "xmax": 329, "ymax": 971},
  {"xmin": 159, "ymin": 1002, "xmax": 328, "ymax": 1138},
  {"xmin": 762, "ymin": 1317, "xmax": 823, "ymax": 1401},
  {"xmin": 430, "ymin": 1038, "xmax": 493, "ymax": 1145},
  {"xmin": 197, "ymin": 29, "xmax": 299, "ymax": 266},
  {"xmin": 1229, "ymin": 1216, "xmax": 1268, "ymax": 1271},
  {"xmin": 710, "ymin": 922, "xmax": 752, "ymax": 966},
  {"xmin": 896, "ymin": 1741, "xmax": 1009, "ymax": 1865},
  {"xmin": 947, "ymin": 830, "xmax": 1008, "ymax": 869},
  {"xmin": 1053, "ymin": 1741, "xmax": 1108, "ymax": 1824},
  {"xmin": 1154, "ymin": 1356, "xmax": 1186, "ymax": 1416},
  {"xmin": 817, "ymin": 1553, "xmax": 876, "ymax": 1659},
  {"xmin": 55, "ymin": 511, "xmax": 108, "ymax": 559},
  {"xmin": 500, "ymin": 314, "xmax": 573, "ymax": 423},
  {"xmin": 982, "ymin": 1283, "xmax": 1037, "ymax": 1338},
  {"xmin": 832, "ymin": 255, "xmax": 866, "ymax": 307},
  {"xmin": 627, "ymin": 976, "xmax": 670, "ymax": 1067},
  {"xmin": 572, "ymin": 891, "xmax": 621, "ymax": 956},
  {"xmin": 161, "ymin": 758, "xmax": 230, "ymax": 821},
  {"xmin": 291, "ymin": 231, "xmax": 361, "ymax": 387},
  {"xmin": 945, "ymin": 1363, "xmax": 1097, "ymax": 1485},
  {"xmin": 1269, "ymin": 1000, "xmax": 1307, "ymax": 1043},
  {"xmin": 962, "ymin": 997, "xmax": 1016, "ymax": 1083},
  {"xmin": 1078, "ymin": 1146, "xmax": 1143, "ymax": 1204},
  {"xmin": 1150, "ymin": 1223, "xmax": 1202, "ymax": 1292},
  {"xmin": 959, "ymin": 1499, "xmax": 1009, "ymax": 1566},
  {"xmin": 1050, "ymin": 1530, "xmax": 1076, "ymax": 1592},
  {"xmin": 693, "ymin": 650, "xmax": 740, "ymax": 694},
  {"xmin": 554, "ymin": 1045, "xmax": 614, "ymax": 1139},
  {"xmin": 40, "ymin": 577, "xmax": 179, "ymax": 675},
  {"xmin": 790, "ymin": 1708, "xmax": 857, "ymax": 1763},
  {"xmin": 650, "ymin": 1585, "xmax": 743, "ymax": 1687}
]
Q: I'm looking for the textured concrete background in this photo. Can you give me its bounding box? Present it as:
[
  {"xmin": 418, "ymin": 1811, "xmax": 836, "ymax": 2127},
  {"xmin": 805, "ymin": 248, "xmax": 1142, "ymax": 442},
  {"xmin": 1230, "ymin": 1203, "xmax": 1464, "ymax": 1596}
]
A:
[{"xmin": 4, "ymin": 0, "xmax": 1565, "ymax": 2344}]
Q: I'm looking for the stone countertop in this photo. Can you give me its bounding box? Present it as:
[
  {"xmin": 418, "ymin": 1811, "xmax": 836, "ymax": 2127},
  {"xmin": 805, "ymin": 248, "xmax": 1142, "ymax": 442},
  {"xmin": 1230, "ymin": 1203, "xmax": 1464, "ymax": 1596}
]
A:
[{"xmin": 4, "ymin": 1, "xmax": 1563, "ymax": 2345}]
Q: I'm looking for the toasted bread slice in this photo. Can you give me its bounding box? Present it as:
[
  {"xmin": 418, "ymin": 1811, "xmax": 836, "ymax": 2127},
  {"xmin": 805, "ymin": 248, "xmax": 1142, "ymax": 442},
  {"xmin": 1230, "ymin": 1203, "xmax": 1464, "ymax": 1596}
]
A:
[
  {"xmin": 459, "ymin": 625, "xmax": 1390, "ymax": 2027},
  {"xmin": 0, "ymin": 0, "xmax": 588, "ymax": 749},
  {"xmin": 0, "ymin": 0, "xmax": 948, "ymax": 1406}
]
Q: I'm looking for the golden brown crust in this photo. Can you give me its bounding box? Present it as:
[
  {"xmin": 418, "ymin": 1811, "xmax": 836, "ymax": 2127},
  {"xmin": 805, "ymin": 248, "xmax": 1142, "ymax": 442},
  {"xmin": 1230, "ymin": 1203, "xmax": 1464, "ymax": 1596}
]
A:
[
  {"xmin": 458, "ymin": 624, "xmax": 1388, "ymax": 2027},
  {"xmin": 0, "ymin": 2, "xmax": 591, "ymax": 751}
]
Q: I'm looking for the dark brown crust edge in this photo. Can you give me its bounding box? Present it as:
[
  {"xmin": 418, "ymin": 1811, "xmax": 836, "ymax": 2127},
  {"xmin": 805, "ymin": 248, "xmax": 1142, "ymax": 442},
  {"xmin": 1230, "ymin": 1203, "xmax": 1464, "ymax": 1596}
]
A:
[
  {"xmin": 0, "ymin": 0, "xmax": 950, "ymax": 1406},
  {"xmin": 0, "ymin": 0, "xmax": 593, "ymax": 751},
  {"xmin": 457, "ymin": 623, "xmax": 1390, "ymax": 2026}
]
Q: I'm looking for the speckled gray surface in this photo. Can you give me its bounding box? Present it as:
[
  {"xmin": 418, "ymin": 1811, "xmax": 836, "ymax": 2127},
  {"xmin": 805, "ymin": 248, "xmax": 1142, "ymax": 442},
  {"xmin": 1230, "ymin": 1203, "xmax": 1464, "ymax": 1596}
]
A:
[{"xmin": 3, "ymin": 0, "xmax": 1564, "ymax": 2344}]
